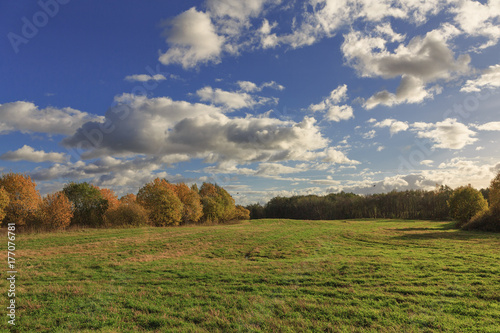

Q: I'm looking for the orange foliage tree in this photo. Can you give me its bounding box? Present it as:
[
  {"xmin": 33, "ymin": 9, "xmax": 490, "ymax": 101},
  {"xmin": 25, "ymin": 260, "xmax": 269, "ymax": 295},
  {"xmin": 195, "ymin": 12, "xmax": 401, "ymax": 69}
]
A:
[
  {"xmin": 96, "ymin": 187, "xmax": 120, "ymax": 211},
  {"xmin": 233, "ymin": 205, "xmax": 250, "ymax": 220},
  {"xmin": 0, "ymin": 173, "xmax": 41, "ymax": 226},
  {"xmin": 137, "ymin": 178, "xmax": 183, "ymax": 226},
  {"xmin": 173, "ymin": 183, "xmax": 203, "ymax": 224},
  {"xmin": 38, "ymin": 192, "xmax": 73, "ymax": 230},
  {"xmin": 0, "ymin": 187, "xmax": 9, "ymax": 223},
  {"xmin": 120, "ymin": 193, "xmax": 137, "ymax": 205}
]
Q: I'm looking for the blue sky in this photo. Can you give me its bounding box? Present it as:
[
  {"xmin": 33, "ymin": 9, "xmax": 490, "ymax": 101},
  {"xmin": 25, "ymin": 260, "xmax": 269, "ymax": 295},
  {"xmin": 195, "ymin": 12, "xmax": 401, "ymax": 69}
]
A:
[{"xmin": 1, "ymin": 0, "xmax": 500, "ymax": 204}]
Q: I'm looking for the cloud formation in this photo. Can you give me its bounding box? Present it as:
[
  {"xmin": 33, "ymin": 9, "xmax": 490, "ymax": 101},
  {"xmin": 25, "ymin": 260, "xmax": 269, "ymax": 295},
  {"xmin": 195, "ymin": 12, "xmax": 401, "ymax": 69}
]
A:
[
  {"xmin": 373, "ymin": 118, "xmax": 409, "ymax": 135},
  {"xmin": 309, "ymin": 85, "xmax": 354, "ymax": 122},
  {"xmin": 159, "ymin": 7, "xmax": 224, "ymax": 68},
  {"xmin": 0, "ymin": 101, "xmax": 103, "ymax": 136},
  {"xmin": 412, "ymin": 118, "xmax": 477, "ymax": 149},
  {"xmin": 461, "ymin": 64, "xmax": 500, "ymax": 92},
  {"xmin": 124, "ymin": 74, "xmax": 167, "ymax": 82},
  {"xmin": 0, "ymin": 145, "xmax": 67, "ymax": 163}
]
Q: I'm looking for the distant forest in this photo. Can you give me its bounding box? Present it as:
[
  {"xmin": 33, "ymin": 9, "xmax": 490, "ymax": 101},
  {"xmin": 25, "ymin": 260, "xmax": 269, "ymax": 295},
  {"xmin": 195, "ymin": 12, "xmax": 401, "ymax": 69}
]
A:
[{"xmin": 247, "ymin": 171, "xmax": 500, "ymax": 232}]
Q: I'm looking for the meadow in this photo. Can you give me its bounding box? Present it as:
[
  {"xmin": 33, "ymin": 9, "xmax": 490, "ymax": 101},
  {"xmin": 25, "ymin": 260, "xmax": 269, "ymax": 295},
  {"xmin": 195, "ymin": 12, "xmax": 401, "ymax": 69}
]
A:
[{"xmin": 1, "ymin": 219, "xmax": 499, "ymax": 332}]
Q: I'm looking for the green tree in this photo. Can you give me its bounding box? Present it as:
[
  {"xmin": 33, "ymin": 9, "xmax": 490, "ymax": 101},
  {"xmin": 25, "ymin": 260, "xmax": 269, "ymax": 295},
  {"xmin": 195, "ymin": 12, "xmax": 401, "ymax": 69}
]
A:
[
  {"xmin": 136, "ymin": 178, "xmax": 183, "ymax": 226},
  {"xmin": 447, "ymin": 186, "xmax": 488, "ymax": 227},
  {"xmin": 0, "ymin": 187, "xmax": 9, "ymax": 223},
  {"xmin": 63, "ymin": 182, "xmax": 108, "ymax": 227},
  {"xmin": 199, "ymin": 183, "xmax": 235, "ymax": 223}
]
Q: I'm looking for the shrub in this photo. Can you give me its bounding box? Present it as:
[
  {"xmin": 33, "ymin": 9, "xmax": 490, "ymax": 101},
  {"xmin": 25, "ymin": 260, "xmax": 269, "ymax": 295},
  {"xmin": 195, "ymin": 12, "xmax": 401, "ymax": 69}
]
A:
[
  {"xmin": 462, "ymin": 207, "xmax": 500, "ymax": 232},
  {"xmin": 137, "ymin": 178, "xmax": 183, "ymax": 226},
  {"xmin": 447, "ymin": 186, "xmax": 488, "ymax": 227},
  {"xmin": 233, "ymin": 205, "xmax": 250, "ymax": 220},
  {"xmin": 37, "ymin": 192, "xmax": 73, "ymax": 231},
  {"xmin": 0, "ymin": 173, "xmax": 41, "ymax": 226},
  {"xmin": 104, "ymin": 202, "xmax": 149, "ymax": 227}
]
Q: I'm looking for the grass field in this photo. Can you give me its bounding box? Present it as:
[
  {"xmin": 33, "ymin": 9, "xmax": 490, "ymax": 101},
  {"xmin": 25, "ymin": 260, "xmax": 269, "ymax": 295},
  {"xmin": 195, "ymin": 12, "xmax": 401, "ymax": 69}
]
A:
[{"xmin": 1, "ymin": 219, "xmax": 500, "ymax": 332}]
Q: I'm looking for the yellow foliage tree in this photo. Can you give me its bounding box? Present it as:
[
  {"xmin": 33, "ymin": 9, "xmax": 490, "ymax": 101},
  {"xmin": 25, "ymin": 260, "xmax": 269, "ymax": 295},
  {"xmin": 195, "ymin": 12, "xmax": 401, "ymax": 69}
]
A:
[
  {"xmin": 0, "ymin": 173, "xmax": 41, "ymax": 226},
  {"xmin": 137, "ymin": 178, "xmax": 183, "ymax": 226},
  {"xmin": 199, "ymin": 183, "xmax": 236, "ymax": 223},
  {"xmin": 174, "ymin": 183, "xmax": 203, "ymax": 224},
  {"xmin": 0, "ymin": 187, "xmax": 9, "ymax": 223},
  {"xmin": 233, "ymin": 205, "xmax": 250, "ymax": 220},
  {"xmin": 38, "ymin": 192, "xmax": 73, "ymax": 230}
]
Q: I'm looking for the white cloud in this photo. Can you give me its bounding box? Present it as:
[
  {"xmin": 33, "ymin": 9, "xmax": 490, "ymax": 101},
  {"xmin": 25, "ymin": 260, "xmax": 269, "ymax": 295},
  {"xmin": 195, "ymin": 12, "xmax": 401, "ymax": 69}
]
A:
[
  {"xmin": 420, "ymin": 160, "xmax": 434, "ymax": 166},
  {"xmin": 124, "ymin": 74, "xmax": 167, "ymax": 82},
  {"xmin": 461, "ymin": 64, "xmax": 500, "ymax": 92},
  {"xmin": 321, "ymin": 147, "xmax": 360, "ymax": 165},
  {"xmin": 373, "ymin": 118, "xmax": 409, "ymax": 135},
  {"xmin": 309, "ymin": 85, "xmax": 353, "ymax": 122},
  {"xmin": 0, "ymin": 101, "xmax": 103, "ymax": 136},
  {"xmin": 62, "ymin": 94, "xmax": 338, "ymax": 165},
  {"xmin": 452, "ymin": 0, "xmax": 500, "ymax": 49},
  {"xmin": 362, "ymin": 130, "xmax": 376, "ymax": 139},
  {"xmin": 159, "ymin": 7, "xmax": 224, "ymax": 69},
  {"xmin": 196, "ymin": 86, "xmax": 266, "ymax": 110},
  {"xmin": 342, "ymin": 27, "xmax": 470, "ymax": 109},
  {"xmin": 474, "ymin": 121, "xmax": 500, "ymax": 131},
  {"xmin": 0, "ymin": 145, "xmax": 67, "ymax": 163},
  {"xmin": 237, "ymin": 80, "xmax": 285, "ymax": 92},
  {"xmin": 411, "ymin": 118, "xmax": 477, "ymax": 150}
]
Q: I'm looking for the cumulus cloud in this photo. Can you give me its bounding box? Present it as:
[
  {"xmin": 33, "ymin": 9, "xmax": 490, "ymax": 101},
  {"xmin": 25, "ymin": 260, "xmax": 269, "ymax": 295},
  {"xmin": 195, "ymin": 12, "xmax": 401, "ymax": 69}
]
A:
[
  {"xmin": 342, "ymin": 26, "xmax": 470, "ymax": 109},
  {"xmin": 411, "ymin": 118, "xmax": 477, "ymax": 149},
  {"xmin": 196, "ymin": 86, "xmax": 261, "ymax": 110},
  {"xmin": 452, "ymin": 0, "xmax": 500, "ymax": 49},
  {"xmin": 62, "ymin": 94, "xmax": 338, "ymax": 165},
  {"xmin": 0, "ymin": 101, "xmax": 103, "ymax": 136},
  {"xmin": 0, "ymin": 145, "xmax": 67, "ymax": 163},
  {"xmin": 159, "ymin": 7, "xmax": 224, "ymax": 69},
  {"xmin": 461, "ymin": 64, "xmax": 500, "ymax": 92},
  {"xmin": 237, "ymin": 80, "xmax": 285, "ymax": 92},
  {"xmin": 309, "ymin": 85, "xmax": 354, "ymax": 122},
  {"xmin": 124, "ymin": 74, "xmax": 166, "ymax": 82},
  {"xmin": 373, "ymin": 118, "xmax": 409, "ymax": 135},
  {"xmin": 474, "ymin": 121, "xmax": 500, "ymax": 131}
]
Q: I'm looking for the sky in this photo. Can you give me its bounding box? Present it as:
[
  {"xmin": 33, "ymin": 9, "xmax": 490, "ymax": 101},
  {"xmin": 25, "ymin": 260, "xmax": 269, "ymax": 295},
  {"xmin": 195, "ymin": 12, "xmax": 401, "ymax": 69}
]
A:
[{"xmin": 1, "ymin": 0, "xmax": 500, "ymax": 205}]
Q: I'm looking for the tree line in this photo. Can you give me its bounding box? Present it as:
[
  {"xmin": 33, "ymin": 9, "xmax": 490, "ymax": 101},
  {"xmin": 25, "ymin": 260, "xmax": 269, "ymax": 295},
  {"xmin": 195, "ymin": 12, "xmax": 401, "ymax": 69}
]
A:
[
  {"xmin": 0, "ymin": 173, "xmax": 250, "ymax": 231},
  {"xmin": 246, "ymin": 172, "xmax": 500, "ymax": 232}
]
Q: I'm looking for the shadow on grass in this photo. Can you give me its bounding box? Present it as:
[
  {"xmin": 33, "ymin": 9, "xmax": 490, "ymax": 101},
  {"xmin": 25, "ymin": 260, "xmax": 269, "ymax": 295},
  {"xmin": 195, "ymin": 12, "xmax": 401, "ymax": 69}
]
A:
[{"xmin": 393, "ymin": 225, "xmax": 500, "ymax": 240}]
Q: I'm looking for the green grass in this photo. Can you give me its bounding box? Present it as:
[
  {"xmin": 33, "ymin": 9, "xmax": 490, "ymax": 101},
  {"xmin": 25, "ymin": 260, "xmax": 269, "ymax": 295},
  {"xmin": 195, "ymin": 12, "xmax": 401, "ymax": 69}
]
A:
[{"xmin": 1, "ymin": 219, "xmax": 500, "ymax": 332}]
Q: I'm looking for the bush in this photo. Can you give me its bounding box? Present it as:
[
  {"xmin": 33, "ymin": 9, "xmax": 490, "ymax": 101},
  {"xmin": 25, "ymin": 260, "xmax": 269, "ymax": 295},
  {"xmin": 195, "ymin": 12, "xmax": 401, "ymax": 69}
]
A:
[
  {"xmin": 447, "ymin": 186, "xmax": 488, "ymax": 227},
  {"xmin": 462, "ymin": 208, "xmax": 500, "ymax": 232},
  {"xmin": 104, "ymin": 202, "xmax": 149, "ymax": 227},
  {"xmin": 37, "ymin": 192, "xmax": 73, "ymax": 231},
  {"xmin": 233, "ymin": 205, "xmax": 250, "ymax": 220},
  {"xmin": 137, "ymin": 178, "xmax": 183, "ymax": 226},
  {"xmin": 199, "ymin": 183, "xmax": 236, "ymax": 223}
]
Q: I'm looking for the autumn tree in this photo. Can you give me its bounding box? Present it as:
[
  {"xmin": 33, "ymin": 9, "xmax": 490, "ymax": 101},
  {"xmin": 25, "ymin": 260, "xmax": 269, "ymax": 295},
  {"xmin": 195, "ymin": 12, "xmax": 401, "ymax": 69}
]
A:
[
  {"xmin": 199, "ymin": 183, "xmax": 236, "ymax": 223},
  {"xmin": 447, "ymin": 186, "xmax": 488, "ymax": 227},
  {"xmin": 119, "ymin": 193, "xmax": 137, "ymax": 205},
  {"xmin": 233, "ymin": 205, "xmax": 250, "ymax": 220},
  {"xmin": 174, "ymin": 183, "xmax": 203, "ymax": 224},
  {"xmin": 0, "ymin": 173, "xmax": 41, "ymax": 226},
  {"xmin": 63, "ymin": 182, "xmax": 108, "ymax": 227},
  {"xmin": 37, "ymin": 192, "xmax": 73, "ymax": 230},
  {"xmin": 136, "ymin": 178, "xmax": 183, "ymax": 226},
  {"xmin": 489, "ymin": 171, "xmax": 500, "ymax": 211},
  {"xmin": 96, "ymin": 187, "xmax": 120, "ymax": 211},
  {"xmin": 0, "ymin": 187, "xmax": 9, "ymax": 223}
]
